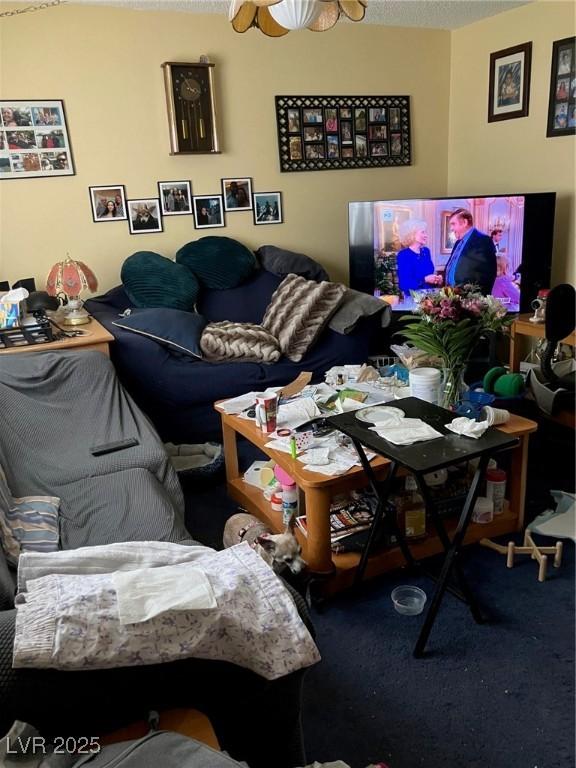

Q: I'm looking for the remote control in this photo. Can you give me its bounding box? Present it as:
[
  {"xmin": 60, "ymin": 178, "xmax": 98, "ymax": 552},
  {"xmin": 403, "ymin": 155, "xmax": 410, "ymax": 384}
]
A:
[{"xmin": 90, "ymin": 437, "xmax": 139, "ymax": 456}]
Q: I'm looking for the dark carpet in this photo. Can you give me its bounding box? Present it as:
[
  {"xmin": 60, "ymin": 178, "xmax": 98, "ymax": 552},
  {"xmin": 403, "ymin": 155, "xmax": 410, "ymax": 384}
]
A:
[{"xmin": 183, "ymin": 432, "xmax": 575, "ymax": 768}]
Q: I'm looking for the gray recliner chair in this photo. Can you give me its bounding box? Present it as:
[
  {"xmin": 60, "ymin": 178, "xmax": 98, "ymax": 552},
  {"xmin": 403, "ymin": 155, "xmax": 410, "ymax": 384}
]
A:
[{"xmin": 0, "ymin": 350, "xmax": 313, "ymax": 768}]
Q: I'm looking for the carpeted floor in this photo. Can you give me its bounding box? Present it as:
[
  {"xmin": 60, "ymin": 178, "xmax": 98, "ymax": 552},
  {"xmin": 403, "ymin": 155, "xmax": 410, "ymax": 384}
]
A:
[{"xmin": 182, "ymin": 431, "xmax": 575, "ymax": 768}]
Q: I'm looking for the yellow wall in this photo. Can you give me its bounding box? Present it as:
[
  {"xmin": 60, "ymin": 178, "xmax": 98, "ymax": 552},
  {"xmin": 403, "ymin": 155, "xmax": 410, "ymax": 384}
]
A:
[
  {"xmin": 448, "ymin": 0, "xmax": 576, "ymax": 285},
  {"xmin": 0, "ymin": 4, "xmax": 450, "ymax": 291}
]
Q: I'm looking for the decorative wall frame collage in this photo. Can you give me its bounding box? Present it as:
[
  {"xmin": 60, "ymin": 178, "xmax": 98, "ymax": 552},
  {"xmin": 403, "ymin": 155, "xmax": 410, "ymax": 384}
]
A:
[
  {"xmin": 89, "ymin": 177, "xmax": 282, "ymax": 234},
  {"xmin": 546, "ymin": 36, "xmax": 575, "ymax": 137},
  {"xmin": 275, "ymin": 95, "xmax": 411, "ymax": 172}
]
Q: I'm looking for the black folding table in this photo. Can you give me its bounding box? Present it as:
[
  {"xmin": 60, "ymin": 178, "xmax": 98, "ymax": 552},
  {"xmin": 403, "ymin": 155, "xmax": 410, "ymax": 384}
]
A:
[{"xmin": 327, "ymin": 397, "xmax": 519, "ymax": 657}]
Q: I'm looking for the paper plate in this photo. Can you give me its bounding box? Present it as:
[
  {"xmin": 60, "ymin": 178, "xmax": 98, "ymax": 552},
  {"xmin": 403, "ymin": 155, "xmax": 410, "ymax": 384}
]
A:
[{"xmin": 355, "ymin": 406, "xmax": 405, "ymax": 424}]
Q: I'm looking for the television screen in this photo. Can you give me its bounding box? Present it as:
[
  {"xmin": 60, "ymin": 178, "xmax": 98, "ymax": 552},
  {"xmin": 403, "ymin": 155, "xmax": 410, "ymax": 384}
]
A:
[{"xmin": 348, "ymin": 193, "xmax": 556, "ymax": 313}]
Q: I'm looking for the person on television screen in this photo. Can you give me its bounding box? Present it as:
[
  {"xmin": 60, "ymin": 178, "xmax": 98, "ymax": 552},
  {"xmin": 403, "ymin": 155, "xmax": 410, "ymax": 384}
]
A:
[
  {"xmin": 396, "ymin": 219, "xmax": 442, "ymax": 293},
  {"xmin": 492, "ymin": 254, "xmax": 520, "ymax": 307},
  {"xmin": 491, "ymin": 228, "xmax": 504, "ymax": 254},
  {"xmin": 444, "ymin": 208, "xmax": 496, "ymax": 295}
]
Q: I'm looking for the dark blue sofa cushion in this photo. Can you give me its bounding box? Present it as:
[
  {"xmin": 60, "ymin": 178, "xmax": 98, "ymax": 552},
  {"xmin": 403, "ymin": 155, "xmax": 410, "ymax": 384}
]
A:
[
  {"xmin": 112, "ymin": 308, "xmax": 207, "ymax": 359},
  {"xmin": 176, "ymin": 237, "xmax": 257, "ymax": 290}
]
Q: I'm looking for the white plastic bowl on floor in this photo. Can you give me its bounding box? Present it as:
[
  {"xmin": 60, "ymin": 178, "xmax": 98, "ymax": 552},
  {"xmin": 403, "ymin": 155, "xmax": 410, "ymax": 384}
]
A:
[{"xmin": 391, "ymin": 585, "xmax": 427, "ymax": 615}]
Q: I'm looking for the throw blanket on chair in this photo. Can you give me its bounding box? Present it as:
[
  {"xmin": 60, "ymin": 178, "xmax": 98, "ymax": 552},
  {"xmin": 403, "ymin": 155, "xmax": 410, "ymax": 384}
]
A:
[
  {"xmin": 0, "ymin": 351, "xmax": 189, "ymax": 550},
  {"xmin": 13, "ymin": 541, "xmax": 320, "ymax": 680}
]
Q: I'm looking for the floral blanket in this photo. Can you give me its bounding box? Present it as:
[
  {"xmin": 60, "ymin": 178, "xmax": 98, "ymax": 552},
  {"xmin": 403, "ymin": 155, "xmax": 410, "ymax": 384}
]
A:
[{"xmin": 13, "ymin": 542, "xmax": 320, "ymax": 680}]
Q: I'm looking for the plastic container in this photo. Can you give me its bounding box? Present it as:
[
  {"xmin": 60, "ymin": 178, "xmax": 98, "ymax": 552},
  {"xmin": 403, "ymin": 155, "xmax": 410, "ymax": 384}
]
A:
[
  {"xmin": 270, "ymin": 490, "xmax": 283, "ymax": 513},
  {"xmin": 391, "ymin": 585, "xmax": 427, "ymax": 615},
  {"xmin": 281, "ymin": 480, "xmax": 298, "ymax": 526},
  {"xmin": 472, "ymin": 496, "xmax": 494, "ymax": 524},
  {"xmin": 408, "ymin": 367, "xmax": 441, "ymax": 405},
  {"xmin": 486, "ymin": 468, "xmax": 507, "ymax": 515},
  {"xmin": 274, "ymin": 465, "xmax": 298, "ymax": 526}
]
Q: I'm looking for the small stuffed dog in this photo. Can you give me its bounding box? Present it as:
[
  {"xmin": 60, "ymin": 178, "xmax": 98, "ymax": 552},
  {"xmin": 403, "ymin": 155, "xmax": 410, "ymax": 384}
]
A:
[{"xmin": 223, "ymin": 511, "xmax": 306, "ymax": 576}]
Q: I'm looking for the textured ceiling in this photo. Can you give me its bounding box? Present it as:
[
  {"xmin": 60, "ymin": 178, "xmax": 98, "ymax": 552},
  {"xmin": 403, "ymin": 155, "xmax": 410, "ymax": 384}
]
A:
[{"xmin": 4, "ymin": 0, "xmax": 533, "ymax": 31}]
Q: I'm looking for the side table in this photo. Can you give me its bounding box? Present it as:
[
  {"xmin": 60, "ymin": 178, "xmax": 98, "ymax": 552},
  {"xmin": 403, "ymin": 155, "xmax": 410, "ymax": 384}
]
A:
[
  {"xmin": 0, "ymin": 317, "xmax": 114, "ymax": 356},
  {"xmin": 509, "ymin": 313, "xmax": 576, "ymax": 372},
  {"xmin": 328, "ymin": 398, "xmax": 521, "ymax": 657}
]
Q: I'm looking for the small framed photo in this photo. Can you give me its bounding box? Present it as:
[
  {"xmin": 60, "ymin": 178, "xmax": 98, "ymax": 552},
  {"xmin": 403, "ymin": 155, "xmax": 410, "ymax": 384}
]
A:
[
  {"xmin": 89, "ymin": 185, "xmax": 128, "ymax": 222},
  {"xmin": 193, "ymin": 195, "xmax": 224, "ymax": 228},
  {"xmin": 287, "ymin": 108, "xmax": 301, "ymax": 132},
  {"xmin": 253, "ymin": 192, "xmax": 282, "ymax": 225},
  {"xmin": 127, "ymin": 198, "xmax": 163, "ymax": 234},
  {"xmin": 289, "ymin": 136, "xmax": 303, "ymax": 160},
  {"xmin": 488, "ymin": 42, "xmax": 532, "ymax": 122},
  {"xmin": 158, "ymin": 180, "xmax": 192, "ymax": 215},
  {"xmin": 221, "ymin": 177, "xmax": 253, "ymax": 211},
  {"xmin": 546, "ymin": 36, "xmax": 575, "ymax": 137}
]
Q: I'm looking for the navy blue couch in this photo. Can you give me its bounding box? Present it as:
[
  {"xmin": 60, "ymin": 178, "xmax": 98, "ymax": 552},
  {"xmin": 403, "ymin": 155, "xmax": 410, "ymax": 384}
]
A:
[{"xmin": 87, "ymin": 267, "xmax": 381, "ymax": 443}]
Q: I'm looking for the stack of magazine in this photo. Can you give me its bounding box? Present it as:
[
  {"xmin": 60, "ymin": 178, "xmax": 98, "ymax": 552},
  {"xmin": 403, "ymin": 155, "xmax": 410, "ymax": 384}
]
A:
[{"xmin": 296, "ymin": 490, "xmax": 379, "ymax": 553}]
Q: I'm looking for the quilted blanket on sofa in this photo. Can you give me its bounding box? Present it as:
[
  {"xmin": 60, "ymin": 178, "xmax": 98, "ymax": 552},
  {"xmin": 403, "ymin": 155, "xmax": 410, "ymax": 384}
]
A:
[
  {"xmin": 13, "ymin": 541, "xmax": 320, "ymax": 679},
  {"xmin": 0, "ymin": 350, "xmax": 189, "ymax": 550}
]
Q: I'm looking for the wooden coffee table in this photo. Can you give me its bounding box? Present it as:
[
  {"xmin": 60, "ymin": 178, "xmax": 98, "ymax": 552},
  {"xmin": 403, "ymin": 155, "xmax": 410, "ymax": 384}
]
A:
[{"xmin": 217, "ymin": 403, "xmax": 537, "ymax": 594}]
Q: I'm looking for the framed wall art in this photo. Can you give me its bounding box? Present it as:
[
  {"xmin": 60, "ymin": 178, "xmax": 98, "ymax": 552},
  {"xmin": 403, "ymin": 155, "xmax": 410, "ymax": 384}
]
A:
[
  {"xmin": 488, "ymin": 42, "xmax": 532, "ymax": 122},
  {"xmin": 222, "ymin": 177, "xmax": 253, "ymax": 211},
  {"xmin": 193, "ymin": 195, "xmax": 224, "ymax": 229},
  {"xmin": 275, "ymin": 95, "xmax": 411, "ymax": 172},
  {"xmin": 127, "ymin": 198, "xmax": 163, "ymax": 234},
  {"xmin": 161, "ymin": 61, "xmax": 220, "ymax": 155},
  {"xmin": 158, "ymin": 180, "xmax": 192, "ymax": 215},
  {"xmin": 253, "ymin": 192, "xmax": 282, "ymax": 225},
  {"xmin": 546, "ymin": 36, "xmax": 575, "ymax": 137},
  {"xmin": 0, "ymin": 99, "xmax": 74, "ymax": 179},
  {"xmin": 89, "ymin": 185, "xmax": 128, "ymax": 222}
]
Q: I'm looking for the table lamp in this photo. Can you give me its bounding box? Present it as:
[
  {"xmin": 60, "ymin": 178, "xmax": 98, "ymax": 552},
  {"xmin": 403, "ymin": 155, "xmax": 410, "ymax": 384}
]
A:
[{"xmin": 46, "ymin": 255, "xmax": 98, "ymax": 325}]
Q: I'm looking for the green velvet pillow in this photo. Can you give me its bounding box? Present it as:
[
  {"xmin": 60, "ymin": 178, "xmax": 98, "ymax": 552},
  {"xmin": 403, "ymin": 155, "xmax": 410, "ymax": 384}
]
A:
[
  {"xmin": 176, "ymin": 236, "xmax": 257, "ymax": 290},
  {"xmin": 121, "ymin": 251, "xmax": 199, "ymax": 310}
]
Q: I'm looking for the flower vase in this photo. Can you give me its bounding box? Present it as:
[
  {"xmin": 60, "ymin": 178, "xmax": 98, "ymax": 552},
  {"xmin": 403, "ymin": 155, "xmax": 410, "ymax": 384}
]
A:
[{"xmin": 441, "ymin": 365, "xmax": 468, "ymax": 411}]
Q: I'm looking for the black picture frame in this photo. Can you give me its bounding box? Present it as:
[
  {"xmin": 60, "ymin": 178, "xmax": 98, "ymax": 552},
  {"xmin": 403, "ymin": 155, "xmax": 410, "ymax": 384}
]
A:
[
  {"xmin": 157, "ymin": 180, "xmax": 193, "ymax": 216},
  {"xmin": 89, "ymin": 184, "xmax": 128, "ymax": 222},
  {"xmin": 221, "ymin": 177, "xmax": 253, "ymax": 211},
  {"xmin": 546, "ymin": 36, "xmax": 575, "ymax": 137},
  {"xmin": 0, "ymin": 99, "xmax": 75, "ymax": 179},
  {"xmin": 488, "ymin": 42, "xmax": 532, "ymax": 123},
  {"xmin": 161, "ymin": 62, "xmax": 220, "ymax": 155},
  {"xmin": 127, "ymin": 198, "xmax": 163, "ymax": 235},
  {"xmin": 192, "ymin": 194, "xmax": 225, "ymax": 229},
  {"xmin": 275, "ymin": 95, "xmax": 411, "ymax": 172},
  {"xmin": 253, "ymin": 192, "xmax": 282, "ymax": 225}
]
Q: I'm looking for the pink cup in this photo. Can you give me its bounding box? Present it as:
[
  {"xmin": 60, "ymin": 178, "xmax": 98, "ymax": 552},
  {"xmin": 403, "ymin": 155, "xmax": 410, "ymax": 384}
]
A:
[{"xmin": 255, "ymin": 393, "xmax": 278, "ymax": 433}]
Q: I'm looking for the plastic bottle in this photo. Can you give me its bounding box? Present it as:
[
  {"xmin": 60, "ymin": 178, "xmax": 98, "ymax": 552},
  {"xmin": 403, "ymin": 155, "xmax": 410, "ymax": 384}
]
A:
[
  {"xmin": 485, "ymin": 468, "xmax": 507, "ymax": 515},
  {"xmin": 401, "ymin": 475, "xmax": 427, "ymax": 540},
  {"xmin": 273, "ymin": 465, "xmax": 299, "ymax": 526},
  {"xmin": 281, "ymin": 479, "xmax": 298, "ymax": 526}
]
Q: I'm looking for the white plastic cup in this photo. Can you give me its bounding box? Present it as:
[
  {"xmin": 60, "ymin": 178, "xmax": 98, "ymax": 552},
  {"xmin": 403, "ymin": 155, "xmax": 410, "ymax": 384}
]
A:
[{"xmin": 482, "ymin": 406, "xmax": 511, "ymax": 426}]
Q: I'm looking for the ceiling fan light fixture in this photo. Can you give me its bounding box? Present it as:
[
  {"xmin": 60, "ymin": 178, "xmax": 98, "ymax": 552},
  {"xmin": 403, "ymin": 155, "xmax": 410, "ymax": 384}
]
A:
[
  {"xmin": 230, "ymin": 0, "xmax": 367, "ymax": 35},
  {"xmin": 268, "ymin": 0, "xmax": 322, "ymax": 30}
]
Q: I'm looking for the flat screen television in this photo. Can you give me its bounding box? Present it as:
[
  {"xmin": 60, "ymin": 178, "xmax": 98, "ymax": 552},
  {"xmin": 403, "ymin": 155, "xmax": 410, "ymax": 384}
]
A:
[{"xmin": 348, "ymin": 193, "xmax": 556, "ymax": 313}]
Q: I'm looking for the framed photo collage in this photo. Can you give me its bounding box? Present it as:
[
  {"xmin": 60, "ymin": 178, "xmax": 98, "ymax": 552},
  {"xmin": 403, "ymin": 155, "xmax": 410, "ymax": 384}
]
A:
[{"xmin": 275, "ymin": 95, "xmax": 411, "ymax": 172}]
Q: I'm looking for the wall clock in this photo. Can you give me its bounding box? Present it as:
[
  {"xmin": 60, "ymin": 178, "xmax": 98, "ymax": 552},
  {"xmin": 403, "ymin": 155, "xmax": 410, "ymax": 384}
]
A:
[{"xmin": 162, "ymin": 62, "xmax": 220, "ymax": 154}]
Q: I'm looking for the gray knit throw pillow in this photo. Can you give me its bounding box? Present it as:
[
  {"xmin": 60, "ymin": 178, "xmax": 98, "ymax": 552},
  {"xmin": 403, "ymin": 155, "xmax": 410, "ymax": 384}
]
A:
[
  {"xmin": 200, "ymin": 322, "xmax": 281, "ymax": 363},
  {"xmin": 262, "ymin": 274, "xmax": 346, "ymax": 362}
]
